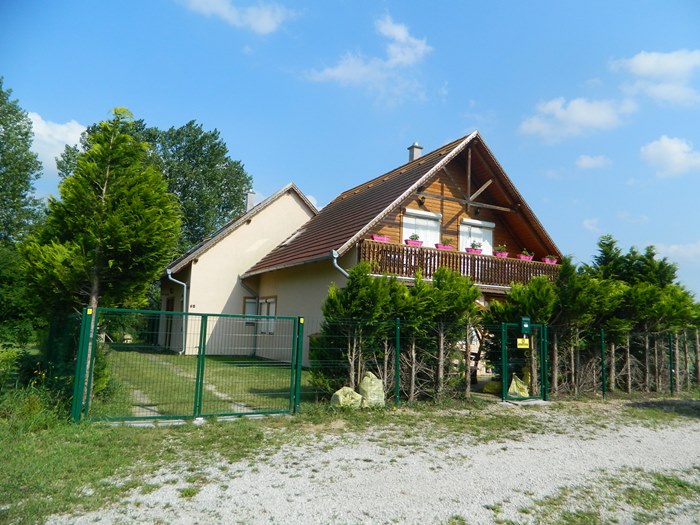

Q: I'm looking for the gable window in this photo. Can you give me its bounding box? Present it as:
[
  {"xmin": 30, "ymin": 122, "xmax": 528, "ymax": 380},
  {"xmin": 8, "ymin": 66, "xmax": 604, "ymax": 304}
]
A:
[
  {"xmin": 460, "ymin": 218, "xmax": 495, "ymax": 255},
  {"xmin": 402, "ymin": 208, "xmax": 441, "ymax": 246}
]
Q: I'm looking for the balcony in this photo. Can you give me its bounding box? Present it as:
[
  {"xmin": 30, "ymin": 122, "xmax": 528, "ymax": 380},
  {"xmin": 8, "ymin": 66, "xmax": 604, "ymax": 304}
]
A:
[{"xmin": 358, "ymin": 240, "xmax": 559, "ymax": 287}]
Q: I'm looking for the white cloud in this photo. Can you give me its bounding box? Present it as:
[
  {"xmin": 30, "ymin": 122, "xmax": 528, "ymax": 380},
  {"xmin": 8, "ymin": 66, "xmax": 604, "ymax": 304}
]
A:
[
  {"xmin": 519, "ymin": 97, "xmax": 636, "ymax": 142},
  {"xmin": 612, "ymin": 49, "xmax": 700, "ymax": 79},
  {"xmin": 28, "ymin": 112, "xmax": 85, "ymax": 176},
  {"xmin": 611, "ymin": 49, "xmax": 700, "ymax": 106},
  {"xmin": 583, "ymin": 218, "xmax": 601, "ymax": 233},
  {"xmin": 616, "ymin": 211, "xmax": 649, "ymax": 225},
  {"xmin": 640, "ymin": 135, "xmax": 700, "ymax": 177},
  {"xmin": 182, "ymin": 0, "xmax": 295, "ymax": 35},
  {"xmin": 308, "ymin": 15, "xmax": 432, "ymax": 105},
  {"xmin": 656, "ymin": 240, "xmax": 700, "ymax": 260},
  {"xmin": 576, "ymin": 154, "xmax": 611, "ymax": 169}
]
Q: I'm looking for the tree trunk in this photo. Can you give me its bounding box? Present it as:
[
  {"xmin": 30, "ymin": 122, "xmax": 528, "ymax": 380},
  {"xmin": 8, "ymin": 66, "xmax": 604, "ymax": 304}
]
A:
[
  {"xmin": 464, "ymin": 326, "xmax": 471, "ymax": 398},
  {"xmin": 654, "ymin": 337, "xmax": 660, "ymax": 391},
  {"xmin": 644, "ymin": 334, "xmax": 650, "ymax": 393},
  {"xmin": 610, "ymin": 343, "xmax": 616, "ymax": 392},
  {"xmin": 382, "ymin": 338, "xmax": 390, "ymax": 391},
  {"xmin": 409, "ymin": 338, "xmax": 417, "ymax": 402},
  {"xmin": 673, "ymin": 334, "xmax": 679, "ymax": 393},
  {"xmin": 529, "ymin": 334, "xmax": 538, "ymax": 397},
  {"xmin": 570, "ymin": 340, "xmax": 577, "ymax": 395},
  {"xmin": 436, "ymin": 328, "xmax": 445, "ymax": 397},
  {"xmin": 626, "ymin": 335, "xmax": 632, "ymax": 394},
  {"xmin": 347, "ymin": 335, "xmax": 355, "ymax": 390},
  {"xmin": 683, "ymin": 331, "xmax": 690, "ymax": 391},
  {"xmin": 552, "ymin": 331, "xmax": 559, "ymax": 395}
]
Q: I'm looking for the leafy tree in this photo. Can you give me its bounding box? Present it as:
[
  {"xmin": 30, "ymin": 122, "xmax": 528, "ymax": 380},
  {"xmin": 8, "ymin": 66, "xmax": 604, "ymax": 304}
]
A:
[
  {"xmin": 0, "ymin": 79, "xmax": 45, "ymax": 347},
  {"xmin": 57, "ymin": 119, "xmax": 252, "ymax": 253},
  {"xmin": 0, "ymin": 78, "xmax": 42, "ymax": 243},
  {"xmin": 399, "ymin": 271, "xmax": 433, "ymax": 401},
  {"xmin": 428, "ymin": 268, "xmax": 481, "ymax": 397},
  {"xmin": 149, "ymin": 121, "xmax": 251, "ymax": 251},
  {"xmin": 21, "ymin": 108, "xmax": 182, "ymax": 315},
  {"xmin": 320, "ymin": 262, "xmax": 404, "ymax": 389}
]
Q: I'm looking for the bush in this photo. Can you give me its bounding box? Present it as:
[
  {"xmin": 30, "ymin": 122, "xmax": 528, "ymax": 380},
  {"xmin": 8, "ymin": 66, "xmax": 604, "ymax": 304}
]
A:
[
  {"xmin": 0, "ymin": 385, "xmax": 67, "ymax": 432},
  {"xmin": 0, "ymin": 347, "xmax": 23, "ymax": 392}
]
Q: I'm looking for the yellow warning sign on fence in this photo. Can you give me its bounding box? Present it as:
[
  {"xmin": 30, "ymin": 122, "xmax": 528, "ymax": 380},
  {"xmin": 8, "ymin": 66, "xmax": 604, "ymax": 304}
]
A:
[{"xmin": 517, "ymin": 337, "xmax": 530, "ymax": 349}]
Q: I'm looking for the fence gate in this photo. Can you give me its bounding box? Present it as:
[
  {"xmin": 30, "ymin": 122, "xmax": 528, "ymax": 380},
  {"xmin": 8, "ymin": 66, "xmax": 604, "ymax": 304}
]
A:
[
  {"xmin": 485, "ymin": 322, "xmax": 549, "ymax": 401},
  {"xmin": 71, "ymin": 308, "xmax": 305, "ymax": 422}
]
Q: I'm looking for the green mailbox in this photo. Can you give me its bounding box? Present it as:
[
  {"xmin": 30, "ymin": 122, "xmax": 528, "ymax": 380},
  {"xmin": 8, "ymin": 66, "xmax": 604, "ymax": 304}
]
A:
[{"xmin": 520, "ymin": 316, "xmax": 531, "ymax": 335}]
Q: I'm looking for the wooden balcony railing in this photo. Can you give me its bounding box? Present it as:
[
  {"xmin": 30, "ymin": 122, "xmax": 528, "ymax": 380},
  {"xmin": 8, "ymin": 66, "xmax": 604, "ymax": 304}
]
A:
[{"xmin": 358, "ymin": 240, "xmax": 559, "ymax": 287}]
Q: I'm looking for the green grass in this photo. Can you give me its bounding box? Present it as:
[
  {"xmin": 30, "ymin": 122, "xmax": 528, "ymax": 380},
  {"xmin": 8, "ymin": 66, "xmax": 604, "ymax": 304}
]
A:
[
  {"xmin": 491, "ymin": 467, "xmax": 700, "ymax": 524},
  {"xmin": 92, "ymin": 349, "xmax": 311, "ymax": 419},
  {"xmin": 0, "ymin": 416, "xmax": 270, "ymax": 525}
]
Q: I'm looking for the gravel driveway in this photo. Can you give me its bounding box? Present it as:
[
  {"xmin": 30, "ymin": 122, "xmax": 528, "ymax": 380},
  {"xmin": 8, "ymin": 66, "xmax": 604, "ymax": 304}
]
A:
[{"xmin": 47, "ymin": 400, "xmax": 700, "ymax": 525}]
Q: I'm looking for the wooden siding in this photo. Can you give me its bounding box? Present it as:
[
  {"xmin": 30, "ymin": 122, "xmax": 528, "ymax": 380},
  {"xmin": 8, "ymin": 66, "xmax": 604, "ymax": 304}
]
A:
[
  {"xmin": 370, "ymin": 166, "xmax": 528, "ymax": 254},
  {"xmin": 358, "ymin": 240, "xmax": 559, "ymax": 286}
]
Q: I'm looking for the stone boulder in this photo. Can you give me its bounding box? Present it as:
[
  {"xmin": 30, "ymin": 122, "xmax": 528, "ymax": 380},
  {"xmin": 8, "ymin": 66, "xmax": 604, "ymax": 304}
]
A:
[
  {"xmin": 359, "ymin": 371, "xmax": 385, "ymax": 408},
  {"xmin": 330, "ymin": 386, "xmax": 363, "ymax": 408}
]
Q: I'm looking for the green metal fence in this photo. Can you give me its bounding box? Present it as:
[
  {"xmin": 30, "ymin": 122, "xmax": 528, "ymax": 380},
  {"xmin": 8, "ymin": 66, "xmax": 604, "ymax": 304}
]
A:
[
  {"xmin": 71, "ymin": 308, "xmax": 305, "ymax": 422},
  {"xmin": 69, "ymin": 308, "xmax": 700, "ymax": 421}
]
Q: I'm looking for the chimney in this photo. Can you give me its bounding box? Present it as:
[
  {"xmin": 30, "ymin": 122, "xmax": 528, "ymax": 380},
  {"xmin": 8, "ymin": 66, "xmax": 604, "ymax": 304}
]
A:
[
  {"xmin": 408, "ymin": 142, "xmax": 423, "ymax": 162},
  {"xmin": 245, "ymin": 191, "xmax": 256, "ymax": 212}
]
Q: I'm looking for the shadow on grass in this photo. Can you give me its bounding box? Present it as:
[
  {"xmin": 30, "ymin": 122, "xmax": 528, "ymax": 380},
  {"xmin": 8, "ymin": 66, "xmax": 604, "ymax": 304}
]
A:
[{"xmin": 626, "ymin": 399, "xmax": 700, "ymax": 420}]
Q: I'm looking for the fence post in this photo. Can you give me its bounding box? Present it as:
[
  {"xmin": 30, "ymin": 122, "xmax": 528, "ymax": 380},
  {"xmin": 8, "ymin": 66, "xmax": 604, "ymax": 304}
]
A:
[
  {"xmin": 394, "ymin": 317, "xmax": 401, "ymax": 407},
  {"xmin": 193, "ymin": 314, "xmax": 208, "ymax": 418},
  {"xmin": 600, "ymin": 329, "xmax": 607, "ymax": 400},
  {"xmin": 71, "ymin": 308, "xmax": 93, "ymax": 422},
  {"xmin": 293, "ymin": 317, "xmax": 304, "ymax": 413},
  {"xmin": 82, "ymin": 308, "xmax": 102, "ymax": 418}
]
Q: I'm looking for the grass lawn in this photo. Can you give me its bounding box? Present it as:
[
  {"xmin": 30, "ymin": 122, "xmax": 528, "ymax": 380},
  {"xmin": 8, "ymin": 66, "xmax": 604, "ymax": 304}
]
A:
[{"xmin": 88, "ymin": 349, "xmax": 314, "ymax": 420}]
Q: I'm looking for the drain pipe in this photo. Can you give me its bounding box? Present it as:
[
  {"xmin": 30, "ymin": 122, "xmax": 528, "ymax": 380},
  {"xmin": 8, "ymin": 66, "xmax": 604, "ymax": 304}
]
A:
[
  {"xmin": 166, "ymin": 268, "xmax": 187, "ymax": 354},
  {"xmin": 330, "ymin": 249, "xmax": 349, "ymax": 278}
]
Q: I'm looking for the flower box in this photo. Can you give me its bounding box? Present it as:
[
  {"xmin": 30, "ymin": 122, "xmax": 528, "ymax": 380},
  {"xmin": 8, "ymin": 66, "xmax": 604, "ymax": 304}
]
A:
[
  {"xmin": 542, "ymin": 257, "xmax": 557, "ymax": 264},
  {"xmin": 435, "ymin": 243, "xmax": 453, "ymax": 251},
  {"xmin": 466, "ymin": 248, "xmax": 482, "ymax": 254},
  {"xmin": 405, "ymin": 239, "xmax": 423, "ymax": 247},
  {"xmin": 516, "ymin": 254, "xmax": 534, "ymax": 261},
  {"xmin": 494, "ymin": 251, "xmax": 509, "ymax": 258},
  {"xmin": 371, "ymin": 234, "xmax": 390, "ymax": 243}
]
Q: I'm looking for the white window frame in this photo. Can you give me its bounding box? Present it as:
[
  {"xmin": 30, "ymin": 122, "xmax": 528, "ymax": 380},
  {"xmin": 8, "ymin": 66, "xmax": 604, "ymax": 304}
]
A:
[
  {"xmin": 402, "ymin": 208, "xmax": 442, "ymax": 246},
  {"xmin": 460, "ymin": 218, "xmax": 495, "ymax": 255},
  {"xmin": 258, "ymin": 297, "xmax": 277, "ymax": 334}
]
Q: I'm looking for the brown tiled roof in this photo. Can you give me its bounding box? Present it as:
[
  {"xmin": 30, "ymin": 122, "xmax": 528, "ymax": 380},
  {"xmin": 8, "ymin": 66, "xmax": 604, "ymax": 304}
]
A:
[{"xmin": 242, "ymin": 133, "xmax": 477, "ymax": 277}]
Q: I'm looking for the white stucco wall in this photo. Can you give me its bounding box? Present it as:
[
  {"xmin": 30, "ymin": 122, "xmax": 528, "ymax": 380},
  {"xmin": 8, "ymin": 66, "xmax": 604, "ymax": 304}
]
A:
[{"xmin": 160, "ymin": 190, "xmax": 315, "ymax": 355}]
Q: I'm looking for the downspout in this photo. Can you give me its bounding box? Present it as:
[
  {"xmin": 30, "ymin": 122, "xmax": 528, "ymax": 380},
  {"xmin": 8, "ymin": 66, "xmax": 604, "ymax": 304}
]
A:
[
  {"xmin": 166, "ymin": 268, "xmax": 187, "ymax": 355},
  {"xmin": 331, "ymin": 249, "xmax": 349, "ymax": 278}
]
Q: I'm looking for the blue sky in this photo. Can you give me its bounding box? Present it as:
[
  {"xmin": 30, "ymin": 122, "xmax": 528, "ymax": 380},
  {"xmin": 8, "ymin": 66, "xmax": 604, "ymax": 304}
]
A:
[{"xmin": 2, "ymin": 0, "xmax": 700, "ymax": 296}]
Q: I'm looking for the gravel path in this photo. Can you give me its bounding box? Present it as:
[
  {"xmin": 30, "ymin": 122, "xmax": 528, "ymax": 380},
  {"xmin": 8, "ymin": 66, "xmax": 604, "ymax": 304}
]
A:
[{"xmin": 47, "ymin": 402, "xmax": 700, "ymax": 525}]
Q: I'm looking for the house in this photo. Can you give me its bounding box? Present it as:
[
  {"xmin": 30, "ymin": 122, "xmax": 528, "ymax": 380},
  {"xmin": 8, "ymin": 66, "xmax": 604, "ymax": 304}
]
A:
[
  {"xmin": 159, "ymin": 183, "xmax": 317, "ymax": 354},
  {"xmin": 240, "ymin": 132, "xmax": 562, "ymax": 335}
]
